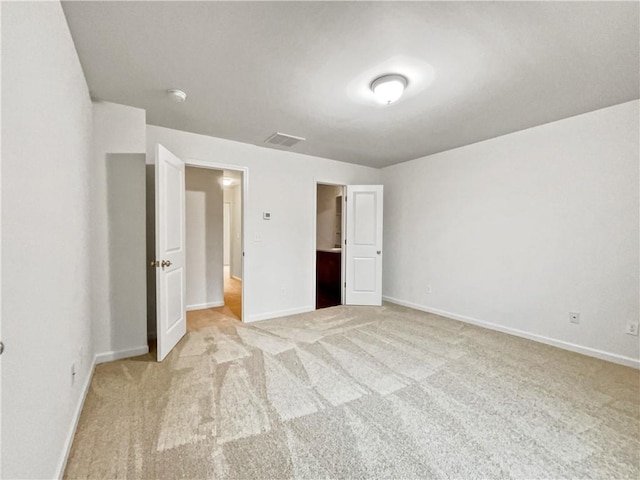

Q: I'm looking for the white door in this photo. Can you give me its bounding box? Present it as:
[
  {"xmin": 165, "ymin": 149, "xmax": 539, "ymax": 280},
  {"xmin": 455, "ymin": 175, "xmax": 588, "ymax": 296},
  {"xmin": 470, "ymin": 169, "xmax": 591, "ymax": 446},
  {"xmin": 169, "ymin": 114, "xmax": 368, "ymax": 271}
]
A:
[
  {"xmin": 155, "ymin": 144, "xmax": 186, "ymax": 361},
  {"xmin": 345, "ymin": 185, "xmax": 383, "ymax": 305}
]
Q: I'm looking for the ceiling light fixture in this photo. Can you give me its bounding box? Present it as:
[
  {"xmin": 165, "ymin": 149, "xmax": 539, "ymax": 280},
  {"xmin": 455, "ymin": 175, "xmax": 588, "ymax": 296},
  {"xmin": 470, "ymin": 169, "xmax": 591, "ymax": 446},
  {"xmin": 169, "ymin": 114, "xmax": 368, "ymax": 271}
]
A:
[
  {"xmin": 167, "ymin": 89, "xmax": 187, "ymax": 102},
  {"xmin": 222, "ymin": 177, "xmax": 232, "ymax": 186},
  {"xmin": 371, "ymin": 74, "xmax": 408, "ymax": 105}
]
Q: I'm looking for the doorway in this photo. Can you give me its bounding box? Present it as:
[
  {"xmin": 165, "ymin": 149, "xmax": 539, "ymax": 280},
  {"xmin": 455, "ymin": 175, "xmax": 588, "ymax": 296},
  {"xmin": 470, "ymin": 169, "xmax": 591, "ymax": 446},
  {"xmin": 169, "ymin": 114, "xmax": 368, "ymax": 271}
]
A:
[
  {"xmin": 184, "ymin": 166, "xmax": 244, "ymax": 330},
  {"xmin": 315, "ymin": 183, "xmax": 345, "ymax": 309},
  {"xmin": 152, "ymin": 144, "xmax": 248, "ymax": 361}
]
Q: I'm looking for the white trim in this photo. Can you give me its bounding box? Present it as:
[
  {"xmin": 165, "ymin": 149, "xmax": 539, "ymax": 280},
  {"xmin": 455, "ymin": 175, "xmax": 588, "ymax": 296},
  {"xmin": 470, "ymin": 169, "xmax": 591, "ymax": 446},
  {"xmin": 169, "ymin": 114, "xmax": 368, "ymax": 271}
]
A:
[
  {"xmin": 186, "ymin": 300, "xmax": 224, "ymax": 311},
  {"xmin": 383, "ymin": 296, "xmax": 640, "ymax": 370},
  {"xmin": 95, "ymin": 345, "xmax": 150, "ymax": 365},
  {"xmin": 54, "ymin": 356, "xmax": 96, "ymax": 479},
  {"xmin": 245, "ymin": 305, "xmax": 314, "ymax": 323}
]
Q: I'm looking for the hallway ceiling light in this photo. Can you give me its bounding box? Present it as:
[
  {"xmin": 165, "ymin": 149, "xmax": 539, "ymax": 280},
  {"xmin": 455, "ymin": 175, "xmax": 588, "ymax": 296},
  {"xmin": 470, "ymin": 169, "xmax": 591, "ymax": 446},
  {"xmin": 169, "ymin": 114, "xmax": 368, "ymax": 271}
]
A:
[
  {"xmin": 371, "ymin": 74, "xmax": 408, "ymax": 105},
  {"xmin": 167, "ymin": 89, "xmax": 187, "ymax": 102},
  {"xmin": 222, "ymin": 177, "xmax": 232, "ymax": 186}
]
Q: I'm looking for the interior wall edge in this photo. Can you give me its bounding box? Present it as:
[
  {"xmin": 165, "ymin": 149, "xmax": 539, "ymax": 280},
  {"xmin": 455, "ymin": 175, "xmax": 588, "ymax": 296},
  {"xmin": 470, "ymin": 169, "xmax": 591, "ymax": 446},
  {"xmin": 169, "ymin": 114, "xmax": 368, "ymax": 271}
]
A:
[
  {"xmin": 380, "ymin": 100, "xmax": 639, "ymax": 363},
  {"xmin": 186, "ymin": 301, "xmax": 225, "ymax": 311},
  {"xmin": 53, "ymin": 356, "xmax": 96, "ymax": 480},
  {"xmin": 244, "ymin": 305, "xmax": 315, "ymax": 324},
  {"xmin": 94, "ymin": 345, "xmax": 150, "ymax": 365},
  {"xmin": 383, "ymin": 296, "xmax": 640, "ymax": 369}
]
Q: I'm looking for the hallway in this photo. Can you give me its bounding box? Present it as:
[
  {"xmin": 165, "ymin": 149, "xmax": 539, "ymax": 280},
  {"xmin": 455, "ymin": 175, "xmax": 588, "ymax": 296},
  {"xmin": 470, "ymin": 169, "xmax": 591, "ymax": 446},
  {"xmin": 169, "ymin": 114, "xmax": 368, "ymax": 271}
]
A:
[{"xmin": 187, "ymin": 266, "xmax": 242, "ymax": 330}]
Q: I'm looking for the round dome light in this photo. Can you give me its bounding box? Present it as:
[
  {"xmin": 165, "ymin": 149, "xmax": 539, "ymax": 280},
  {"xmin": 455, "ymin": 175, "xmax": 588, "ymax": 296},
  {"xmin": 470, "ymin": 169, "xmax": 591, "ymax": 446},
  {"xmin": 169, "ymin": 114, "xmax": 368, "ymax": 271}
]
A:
[{"xmin": 371, "ymin": 74, "xmax": 408, "ymax": 105}]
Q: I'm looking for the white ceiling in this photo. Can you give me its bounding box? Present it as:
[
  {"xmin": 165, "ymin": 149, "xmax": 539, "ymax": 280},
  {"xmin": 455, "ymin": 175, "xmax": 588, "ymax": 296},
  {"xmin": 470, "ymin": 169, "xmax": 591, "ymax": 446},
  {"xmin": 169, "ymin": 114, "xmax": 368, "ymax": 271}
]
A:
[{"xmin": 62, "ymin": 1, "xmax": 639, "ymax": 168}]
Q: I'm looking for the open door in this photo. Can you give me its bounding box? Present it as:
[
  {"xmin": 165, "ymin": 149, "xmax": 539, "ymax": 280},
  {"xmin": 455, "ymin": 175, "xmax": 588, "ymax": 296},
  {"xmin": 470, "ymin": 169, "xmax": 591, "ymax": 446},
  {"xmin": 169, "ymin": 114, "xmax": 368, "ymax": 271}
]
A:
[
  {"xmin": 155, "ymin": 144, "xmax": 186, "ymax": 361},
  {"xmin": 345, "ymin": 185, "xmax": 383, "ymax": 306}
]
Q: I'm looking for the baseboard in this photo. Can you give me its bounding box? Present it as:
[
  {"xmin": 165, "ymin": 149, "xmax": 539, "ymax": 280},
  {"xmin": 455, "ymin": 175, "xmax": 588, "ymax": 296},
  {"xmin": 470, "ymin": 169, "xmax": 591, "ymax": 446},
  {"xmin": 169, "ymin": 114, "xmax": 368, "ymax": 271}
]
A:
[
  {"xmin": 186, "ymin": 300, "xmax": 224, "ymax": 311},
  {"xmin": 54, "ymin": 355, "xmax": 96, "ymax": 479},
  {"xmin": 383, "ymin": 296, "xmax": 640, "ymax": 370},
  {"xmin": 231, "ymin": 275, "xmax": 242, "ymax": 281},
  {"xmin": 95, "ymin": 345, "xmax": 150, "ymax": 365},
  {"xmin": 245, "ymin": 305, "xmax": 314, "ymax": 323}
]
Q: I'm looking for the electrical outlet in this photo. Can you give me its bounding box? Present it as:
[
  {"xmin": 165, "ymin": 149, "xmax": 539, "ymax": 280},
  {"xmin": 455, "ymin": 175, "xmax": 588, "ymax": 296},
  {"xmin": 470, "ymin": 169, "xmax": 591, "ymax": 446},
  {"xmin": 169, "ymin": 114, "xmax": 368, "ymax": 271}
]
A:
[
  {"xmin": 626, "ymin": 321, "xmax": 639, "ymax": 336},
  {"xmin": 569, "ymin": 312, "xmax": 580, "ymax": 324},
  {"xmin": 426, "ymin": 284, "xmax": 432, "ymax": 294}
]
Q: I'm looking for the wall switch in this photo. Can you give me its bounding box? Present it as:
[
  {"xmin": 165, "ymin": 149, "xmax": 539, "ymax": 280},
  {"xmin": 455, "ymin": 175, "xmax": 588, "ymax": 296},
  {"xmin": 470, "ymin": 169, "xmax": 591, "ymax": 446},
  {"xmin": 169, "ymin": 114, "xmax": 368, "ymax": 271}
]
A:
[
  {"xmin": 426, "ymin": 284, "xmax": 432, "ymax": 294},
  {"xmin": 569, "ymin": 312, "xmax": 580, "ymax": 324},
  {"xmin": 626, "ymin": 321, "xmax": 639, "ymax": 336}
]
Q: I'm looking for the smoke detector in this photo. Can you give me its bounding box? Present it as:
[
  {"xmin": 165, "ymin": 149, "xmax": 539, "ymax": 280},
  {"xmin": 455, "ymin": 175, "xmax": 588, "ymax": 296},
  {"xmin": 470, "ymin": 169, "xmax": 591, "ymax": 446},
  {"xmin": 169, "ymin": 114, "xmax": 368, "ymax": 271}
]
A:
[{"xmin": 167, "ymin": 89, "xmax": 187, "ymax": 102}]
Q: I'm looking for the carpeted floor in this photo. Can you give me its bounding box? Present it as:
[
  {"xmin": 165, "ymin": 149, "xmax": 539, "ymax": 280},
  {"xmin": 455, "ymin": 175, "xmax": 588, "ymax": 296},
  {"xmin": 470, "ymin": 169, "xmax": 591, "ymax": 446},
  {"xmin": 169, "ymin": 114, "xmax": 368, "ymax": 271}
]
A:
[{"xmin": 64, "ymin": 303, "xmax": 640, "ymax": 479}]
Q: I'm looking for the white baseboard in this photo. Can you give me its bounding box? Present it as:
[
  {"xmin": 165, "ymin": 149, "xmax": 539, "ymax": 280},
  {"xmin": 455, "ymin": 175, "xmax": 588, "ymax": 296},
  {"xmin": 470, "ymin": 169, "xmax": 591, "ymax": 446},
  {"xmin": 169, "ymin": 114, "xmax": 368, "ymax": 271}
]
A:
[
  {"xmin": 383, "ymin": 296, "xmax": 640, "ymax": 370},
  {"xmin": 231, "ymin": 275, "xmax": 242, "ymax": 281},
  {"xmin": 186, "ymin": 300, "xmax": 224, "ymax": 311},
  {"xmin": 95, "ymin": 345, "xmax": 149, "ymax": 365},
  {"xmin": 54, "ymin": 355, "xmax": 96, "ymax": 479},
  {"xmin": 245, "ymin": 305, "xmax": 314, "ymax": 323}
]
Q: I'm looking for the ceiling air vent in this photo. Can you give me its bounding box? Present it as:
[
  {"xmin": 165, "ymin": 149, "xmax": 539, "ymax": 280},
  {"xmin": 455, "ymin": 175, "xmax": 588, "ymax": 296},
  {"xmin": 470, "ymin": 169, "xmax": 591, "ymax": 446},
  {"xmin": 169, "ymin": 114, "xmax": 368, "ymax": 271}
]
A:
[{"xmin": 265, "ymin": 132, "xmax": 305, "ymax": 148}]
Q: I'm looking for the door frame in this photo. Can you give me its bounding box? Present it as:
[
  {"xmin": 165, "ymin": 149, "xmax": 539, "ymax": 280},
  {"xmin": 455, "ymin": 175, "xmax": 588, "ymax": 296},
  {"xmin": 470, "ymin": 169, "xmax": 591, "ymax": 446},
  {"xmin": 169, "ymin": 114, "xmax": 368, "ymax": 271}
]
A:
[
  {"xmin": 313, "ymin": 180, "xmax": 346, "ymax": 308},
  {"xmin": 185, "ymin": 159, "xmax": 248, "ymax": 322}
]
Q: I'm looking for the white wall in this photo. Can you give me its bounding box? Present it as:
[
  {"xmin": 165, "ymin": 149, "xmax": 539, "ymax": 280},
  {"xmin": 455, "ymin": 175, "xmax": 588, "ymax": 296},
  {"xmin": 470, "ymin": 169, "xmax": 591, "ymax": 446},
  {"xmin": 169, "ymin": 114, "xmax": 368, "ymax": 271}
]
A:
[
  {"xmin": 317, "ymin": 184, "xmax": 343, "ymax": 250},
  {"xmin": 223, "ymin": 184, "xmax": 243, "ymax": 280},
  {"xmin": 185, "ymin": 167, "xmax": 224, "ymax": 309},
  {"xmin": 147, "ymin": 125, "xmax": 381, "ymax": 322},
  {"xmin": 92, "ymin": 101, "xmax": 148, "ymax": 361},
  {"xmin": 1, "ymin": 2, "xmax": 93, "ymax": 477},
  {"xmin": 230, "ymin": 184, "xmax": 243, "ymax": 280},
  {"xmin": 107, "ymin": 154, "xmax": 148, "ymax": 355},
  {"xmin": 223, "ymin": 202, "xmax": 231, "ymax": 266},
  {"xmin": 382, "ymin": 100, "xmax": 640, "ymax": 367}
]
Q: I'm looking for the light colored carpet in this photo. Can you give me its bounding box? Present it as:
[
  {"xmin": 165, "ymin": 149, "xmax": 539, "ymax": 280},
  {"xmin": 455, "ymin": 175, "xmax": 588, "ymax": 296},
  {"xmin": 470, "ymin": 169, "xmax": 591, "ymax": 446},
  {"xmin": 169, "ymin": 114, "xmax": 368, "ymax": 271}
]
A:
[{"xmin": 65, "ymin": 303, "xmax": 640, "ymax": 479}]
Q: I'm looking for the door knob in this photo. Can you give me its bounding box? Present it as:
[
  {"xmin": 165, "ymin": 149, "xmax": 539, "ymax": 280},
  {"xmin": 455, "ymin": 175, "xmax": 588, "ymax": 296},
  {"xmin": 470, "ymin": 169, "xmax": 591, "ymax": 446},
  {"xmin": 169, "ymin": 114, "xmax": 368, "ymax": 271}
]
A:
[
  {"xmin": 150, "ymin": 260, "xmax": 160, "ymax": 267},
  {"xmin": 376, "ymin": 250, "xmax": 381, "ymax": 255},
  {"xmin": 161, "ymin": 260, "xmax": 172, "ymax": 267},
  {"xmin": 0, "ymin": 341, "xmax": 4, "ymax": 355}
]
